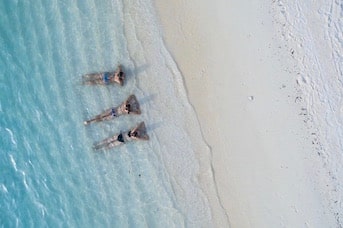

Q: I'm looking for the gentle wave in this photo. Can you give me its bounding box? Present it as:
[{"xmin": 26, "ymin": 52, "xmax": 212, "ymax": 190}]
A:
[{"xmin": 0, "ymin": 0, "xmax": 212, "ymax": 227}]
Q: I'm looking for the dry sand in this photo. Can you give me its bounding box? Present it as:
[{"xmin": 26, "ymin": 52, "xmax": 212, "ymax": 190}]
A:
[{"xmin": 154, "ymin": 0, "xmax": 337, "ymax": 227}]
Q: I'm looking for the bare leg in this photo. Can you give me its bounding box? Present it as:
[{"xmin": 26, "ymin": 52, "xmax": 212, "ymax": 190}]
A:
[
  {"xmin": 82, "ymin": 73, "xmax": 103, "ymax": 80},
  {"xmin": 84, "ymin": 109, "xmax": 113, "ymax": 125},
  {"xmin": 82, "ymin": 73, "xmax": 104, "ymax": 85},
  {"xmin": 93, "ymin": 135, "xmax": 116, "ymax": 150},
  {"xmin": 93, "ymin": 135, "xmax": 122, "ymax": 150},
  {"xmin": 82, "ymin": 80, "xmax": 101, "ymax": 85}
]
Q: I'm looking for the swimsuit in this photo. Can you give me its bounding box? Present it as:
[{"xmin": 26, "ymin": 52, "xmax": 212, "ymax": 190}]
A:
[
  {"xmin": 103, "ymin": 72, "xmax": 111, "ymax": 84},
  {"xmin": 111, "ymin": 108, "xmax": 116, "ymax": 117},
  {"xmin": 117, "ymin": 133, "xmax": 124, "ymax": 143}
]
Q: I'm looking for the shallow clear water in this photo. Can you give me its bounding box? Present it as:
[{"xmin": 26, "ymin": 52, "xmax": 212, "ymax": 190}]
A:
[{"xmin": 0, "ymin": 0, "xmax": 212, "ymax": 227}]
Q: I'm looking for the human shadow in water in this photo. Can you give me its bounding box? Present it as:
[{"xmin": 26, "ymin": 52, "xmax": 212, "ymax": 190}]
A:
[
  {"xmin": 124, "ymin": 64, "xmax": 150, "ymax": 81},
  {"xmin": 139, "ymin": 93, "xmax": 157, "ymax": 106}
]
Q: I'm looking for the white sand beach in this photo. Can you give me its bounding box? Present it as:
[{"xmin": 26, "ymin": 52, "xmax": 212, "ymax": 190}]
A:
[{"xmin": 154, "ymin": 0, "xmax": 340, "ymax": 227}]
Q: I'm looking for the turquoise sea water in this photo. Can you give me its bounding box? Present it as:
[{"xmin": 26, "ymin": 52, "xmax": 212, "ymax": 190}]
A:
[{"xmin": 0, "ymin": 0, "xmax": 212, "ymax": 227}]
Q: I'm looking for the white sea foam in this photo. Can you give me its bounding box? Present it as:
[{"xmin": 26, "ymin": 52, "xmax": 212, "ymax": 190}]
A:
[
  {"xmin": 0, "ymin": 0, "xmax": 211, "ymax": 226},
  {"xmin": 121, "ymin": 0, "xmax": 213, "ymax": 226},
  {"xmin": 0, "ymin": 184, "xmax": 8, "ymax": 193},
  {"xmin": 5, "ymin": 128, "xmax": 17, "ymax": 147},
  {"xmin": 9, "ymin": 154, "xmax": 18, "ymax": 172}
]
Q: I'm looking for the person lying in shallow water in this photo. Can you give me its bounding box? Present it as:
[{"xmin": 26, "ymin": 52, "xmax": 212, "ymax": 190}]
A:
[
  {"xmin": 82, "ymin": 65, "xmax": 125, "ymax": 86},
  {"xmin": 93, "ymin": 122, "xmax": 149, "ymax": 150},
  {"xmin": 83, "ymin": 94, "xmax": 141, "ymax": 125}
]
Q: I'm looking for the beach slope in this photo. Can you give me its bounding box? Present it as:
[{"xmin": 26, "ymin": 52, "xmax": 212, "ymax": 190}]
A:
[{"xmin": 154, "ymin": 0, "xmax": 337, "ymax": 227}]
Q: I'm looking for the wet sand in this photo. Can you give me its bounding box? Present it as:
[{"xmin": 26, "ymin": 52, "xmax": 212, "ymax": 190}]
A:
[{"xmin": 154, "ymin": 0, "xmax": 337, "ymax": 227}]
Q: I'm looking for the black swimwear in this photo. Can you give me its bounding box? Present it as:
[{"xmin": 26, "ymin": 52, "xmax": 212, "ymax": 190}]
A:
[
  {"xmin": 126, "ymin": 104, "xmax": 131, "ymax": 114},
  {"xmin": 111, "ymin": 108, "xmax": 116, "ymax": 117},
  {"xmin": 117, "ymin": 133, "xmax": 124, "ymax": 143}
]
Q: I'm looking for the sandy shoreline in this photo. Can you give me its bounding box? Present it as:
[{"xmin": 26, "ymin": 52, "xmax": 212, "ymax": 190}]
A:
[{"xmin": 154, "ymin": 0, "xmax": 337, "ymax": 227}]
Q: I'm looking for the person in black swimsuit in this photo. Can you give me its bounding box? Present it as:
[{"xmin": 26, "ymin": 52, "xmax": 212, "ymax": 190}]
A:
[
  {"xmin": 128, "ymin": 130, "xmax": 138, "ymax": 138},
  {"xmin": 125, "ymin": 104, "xmax": 131, "ymax": 114}
]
